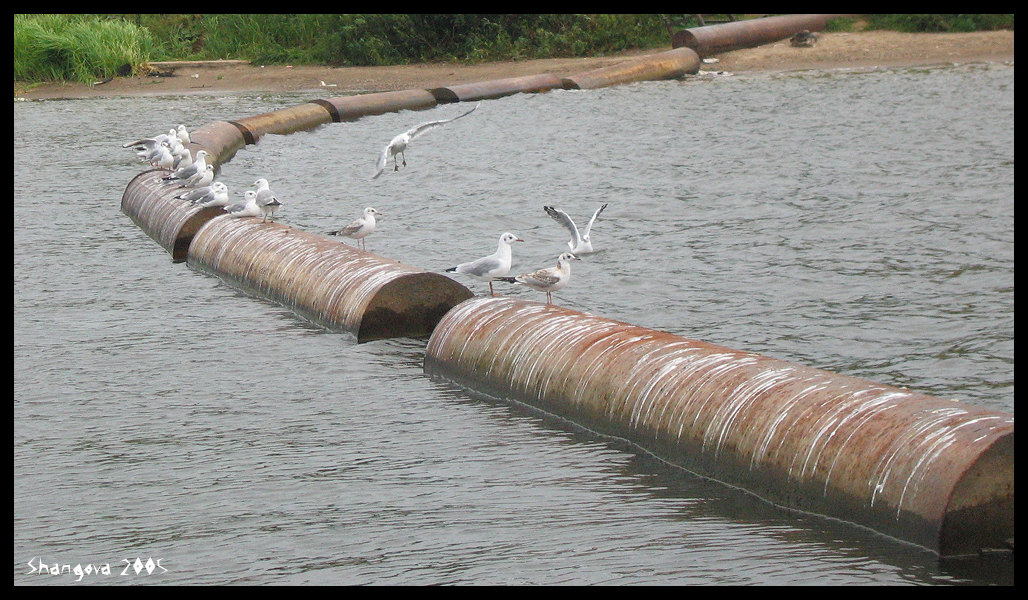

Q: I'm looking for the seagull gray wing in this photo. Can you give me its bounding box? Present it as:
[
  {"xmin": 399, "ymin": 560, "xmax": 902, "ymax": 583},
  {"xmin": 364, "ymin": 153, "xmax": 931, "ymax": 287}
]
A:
[
  {"xmin": 371, "ymin": 144, "xmax": 390, "ymax": 179},
  {"xmin": 336, "ymin": 218, "xmax": 363, "ymax": 237},
  {"xmin": 582, "ymin": 203, "xmax": 608, "ymax": 237},
  {"xmin": 256, "ymin": 188, "xmax": 277, "ymax": 207},
  {"xmin": 522, "ymin": 269, "xmax": 561, "ymax": 286},
  {"xmin": 406, "ymin": 102, "xmax": 480, "ymax": 142},
  {"xmin": 462, "ymin": 255, "xmax": 503, "ymax": 277},
  {"xmin": 544, "ymin": 206, "xmax": 581, "ymax": 247}
]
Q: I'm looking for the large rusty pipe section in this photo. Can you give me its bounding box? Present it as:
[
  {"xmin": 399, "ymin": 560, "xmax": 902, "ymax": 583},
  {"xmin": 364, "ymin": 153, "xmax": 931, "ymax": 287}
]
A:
[
  {"xmin": 430, "ymin": 73, "xmax": 565, "ymax": 103},
  {"xmin": 121, "ymin": 169, "xmax": 226, "ymax": 262},
  {"xmin": 187, "ymin": 120, "xmax": 248, "ymax": 166},
  {"xmin": 316, "ymin": 89, "xmax": 439, "ymax": 122},
  {"xmin": 188, "ymin": 218, "xmax": 473, "ymax": 342},
  {"xmin": 672, "ymin": 14, "xmax": 850, "ymax": 57},
  {"xmin": 562, "ymin": 47, "xmax": 700, "ymax": 90},
  {"xmin": 232, "ymin": 102, "xmax": 334, "ymax": 141},
  {"xmin": 425, "ymin": 297, "xmax": 1014, "ymax": 556}
]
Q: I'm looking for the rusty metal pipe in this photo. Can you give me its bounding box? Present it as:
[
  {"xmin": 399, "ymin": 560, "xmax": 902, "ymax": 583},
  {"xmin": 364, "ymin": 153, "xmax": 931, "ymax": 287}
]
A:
[
  {"xmin": 430, "ymin": 73, "xmax": 565, "ymax": 103},
  {"xmin": 231, "ymin": 102, "xmax": 334, "ymax": 142},
  {"xmin": 425, "ymin": 297, "xmax": 1014, "ymax": 556},
  {"xmin": 186, "ymin": 120, "xmax": 248, "ymax": 167},
  {"xmin": 562, "ymin": 47, "xmax": 700, "ymax": 90},
  {"xmin": 317, "ymin": 89, "xmax": 439, "ymax": 122},
  {"xmin": 121, "ymin": 169, "xmax": 227, "ymax": 262},
  {"xmin": 188, "ymin": 218, "xmax": 472, "ymax": 342},
  {"xmin": 673, "ymin": 14, "xmax": 851, "ymax": 57}
]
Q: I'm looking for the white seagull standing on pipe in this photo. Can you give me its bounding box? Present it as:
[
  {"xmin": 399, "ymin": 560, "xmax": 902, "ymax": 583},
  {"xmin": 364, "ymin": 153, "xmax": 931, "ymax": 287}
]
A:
[
  {"xmin": 497, "ymin": 252, "xmax": 580, "ymax": 304},
  {"xmin": 445, "ymin": 232, "xmax": 524, "ymax": 296},
  {"xmin": 252, "ymin": 178, "xmax": 282, "ymax": 223},
  {"xmin": 371, "ymin": 102, "xmax": 480, "ymax": 179},
  {"xmin": 225, "ymin": 190, "xmax": 261, "ymax": 219},
  {"xmin": 329, "ymin": 207, "xmax": 383, "ymax": 251}
]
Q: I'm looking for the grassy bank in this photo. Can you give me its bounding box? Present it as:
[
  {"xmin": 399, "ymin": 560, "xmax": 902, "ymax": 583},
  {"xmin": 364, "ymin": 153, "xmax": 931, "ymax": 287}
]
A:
[{"xmin": 13, "ymin": 14, "xmax": 1015, "ymax": 85}]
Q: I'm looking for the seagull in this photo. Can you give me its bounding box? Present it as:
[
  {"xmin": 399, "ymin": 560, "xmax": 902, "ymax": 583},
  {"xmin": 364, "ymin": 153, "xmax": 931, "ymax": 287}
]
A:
[
  {"xmin": 445, "ymin": 232, "xmax": 524, "ymax": 296},
  {"xmin": 186, "ymin": 164, "xmax": 215, "ymax": 189},
  {"xmin": 122, "ymin": 127, "xmax": 175, "ymax": 153},
  {"xmin": 497, "ymin": 252, "xmax": 580, "ymax": 304},
  {"xmin": 544, "ymin": 203, "xmax": 607, "ymax": 254},
  {"xmin": 175, "ymin": 183, "xmax": 217, "ymax": 202},
  {"xmin": 186, "ymin": 182, "xmax": 230, "ymax": 208},
  {"xmin": 150, "ymin": 143, "xmax": 175, "ymax": 169},
  {"xmin": 328, "ymin": 207, "xmax": 383, "ymax": 251},
  {"xmin": 176, "ymin": 124, "xmax": 191, "ymax": 145},
  {"xmin": 371, "ymin": 102, "xmax": 480, "ymax": 179},
  {"xmin": 225, "ymin": 190, "xmax": 261, "ymax": 219},
  {"xmin": 123, "ymin": 133, "xmax": 172, "ymax": 161},
  {"xmin": 160, "ymin": 150, "xmax": 208, "ymax": 184},
  {"xmin": 252, "ymin": 178, "xmax": 282, "ymax": 223}
]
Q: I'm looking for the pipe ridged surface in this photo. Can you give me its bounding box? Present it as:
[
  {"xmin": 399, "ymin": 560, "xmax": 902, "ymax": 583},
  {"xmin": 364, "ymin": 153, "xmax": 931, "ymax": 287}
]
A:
[
  {"xmin": 425, "ymin": 297, "xmax": 1014, "ymax": 556},
  {"xmin": 562, "ymin": 47, "xmax": 700, "ymax": 90},
  {"xmin": 318, "ymin": 89, "xmax": 438, "ymax": 122},
  {"xmin": 121, "ymin": 169, "xmax": 226, "ymax": 262},
  {"xmin": 430, "ymin": 73, "xmax": 565, "ymax": 103},
  {"xmin": 672, "ymin": 14, "xmax": 850, "ymax": 57},
  {"xmin": 188, "ymin": 218, "xmax": 473, "ymax": 342},
  {"xmin": 232, "ymin": 102, "xmax": 334, "ymax": 141}
]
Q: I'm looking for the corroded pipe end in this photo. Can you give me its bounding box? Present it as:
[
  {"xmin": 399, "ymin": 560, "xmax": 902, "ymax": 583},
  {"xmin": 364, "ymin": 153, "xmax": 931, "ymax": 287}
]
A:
[
  {"xmin": 940, "ymin": 431, "xmax": 1015, "ymax": 556},
  {"xmin": 232, "ymin": 102, "xmax": 334, "ymax": 140},
  {"xmin": 189, "ymin": 121, "xmax": 248, "ymax": 166},
  {"xmin": 187, "ymin": 218, "xmax": 472, "ymax": 341},
  {"xmin": 562, "ymin": 47, "xmax": 700, "ymax": 90},
  {"xmin": 121, "ymin": 169, "xmax": 226, "ymax": 262}
]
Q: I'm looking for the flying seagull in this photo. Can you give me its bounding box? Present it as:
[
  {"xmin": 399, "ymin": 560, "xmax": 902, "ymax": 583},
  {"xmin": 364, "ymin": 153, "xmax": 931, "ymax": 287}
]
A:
[
  {"xmin": 543, "ymin": 203, "xmax": 607, "ymax": 254},
  {"xmin": 371, "ymin": 102, "xmax": 480, "ymax": 179}
]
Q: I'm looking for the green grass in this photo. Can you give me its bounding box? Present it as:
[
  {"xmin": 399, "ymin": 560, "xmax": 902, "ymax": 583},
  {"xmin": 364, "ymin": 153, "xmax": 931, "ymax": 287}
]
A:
[
  {"xmin": 14, "ymin": 14, "xmax": 1015, "ymax": 84},
  {"xmin": 14, "ymin": 14, "xmax": 157, "ymax": 84}
]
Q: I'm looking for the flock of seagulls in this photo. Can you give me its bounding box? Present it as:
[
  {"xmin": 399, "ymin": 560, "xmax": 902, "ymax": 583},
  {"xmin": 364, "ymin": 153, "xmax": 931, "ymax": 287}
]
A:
[{"xmin": 125, "ymin": 105, "xmax": 607, "ymax": 305}]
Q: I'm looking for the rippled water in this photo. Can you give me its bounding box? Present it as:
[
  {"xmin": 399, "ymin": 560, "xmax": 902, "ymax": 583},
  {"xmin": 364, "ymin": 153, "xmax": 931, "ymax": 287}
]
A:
[{"xmin": 15, "ymin": 62, "xmax": 1013, "ymax": 585}]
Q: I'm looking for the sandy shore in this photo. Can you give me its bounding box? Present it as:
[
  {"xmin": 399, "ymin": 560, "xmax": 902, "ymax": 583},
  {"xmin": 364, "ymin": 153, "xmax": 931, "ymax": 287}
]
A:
[{"xmin": 14, "ymin": 30, "xmax": 1013, "ymax": 100}]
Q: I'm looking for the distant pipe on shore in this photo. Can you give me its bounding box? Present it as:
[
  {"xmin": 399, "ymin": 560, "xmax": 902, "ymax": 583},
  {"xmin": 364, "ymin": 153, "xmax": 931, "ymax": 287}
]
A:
[{"xmin": 672, "ymin": 14, "xmax": 852, "ymax": 57}]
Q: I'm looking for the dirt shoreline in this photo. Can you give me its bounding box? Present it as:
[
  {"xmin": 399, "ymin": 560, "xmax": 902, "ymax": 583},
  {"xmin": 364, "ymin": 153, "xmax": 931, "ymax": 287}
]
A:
[{"xmin": 14, "ymin": 30, "xmax": 1013, "ymax": 100}]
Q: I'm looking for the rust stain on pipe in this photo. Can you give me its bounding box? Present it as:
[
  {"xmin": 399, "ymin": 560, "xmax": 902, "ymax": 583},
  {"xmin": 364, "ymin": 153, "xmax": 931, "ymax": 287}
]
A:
[
  {"xmin": 673, "ymin": 14, "xmax": 850, "ymax": 57},
  {"xmin": 121, "ymin": 169, "xmax": 225, "ymax": 262},
  {"xmin": 232, "ymin": 102, "xmax": 334, "ymax": 141},
  {"xmin": 430, "ymin": 73, "xmax": 565, "ymax": 103},
  {"xmin": 188, "ymin": 218, "xmax": 473, "ymax": 341},
  {"xmin": 425, "ymin": 297, "xmax": 1014, "ymax": 556},
  {"xmin": 562, "ymin": 47, "xmax": 700, "ymax": 90},
  {"xmin": 318, "ymin": 89, "xmax": 438, "ymax": 122},
  {"xmin": 187, "ymin": 121, "xmax": 248, "ymax": 166}
]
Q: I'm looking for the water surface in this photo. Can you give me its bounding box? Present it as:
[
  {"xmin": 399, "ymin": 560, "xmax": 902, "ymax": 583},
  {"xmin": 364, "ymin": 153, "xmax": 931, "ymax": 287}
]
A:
[{"xmin": 14, "ymin": 62, "xmax": 1014, "ymax": 585}]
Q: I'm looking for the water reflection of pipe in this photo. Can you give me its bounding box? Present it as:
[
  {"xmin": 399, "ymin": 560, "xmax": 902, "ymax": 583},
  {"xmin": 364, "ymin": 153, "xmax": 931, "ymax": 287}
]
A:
[
  {"xmin": 672, "ymin": 14, "xmax": 850, "ymax": 57},
  {"xmin": 425, "ymin": 297, "xmax": 1014, "ymax": 557}
]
